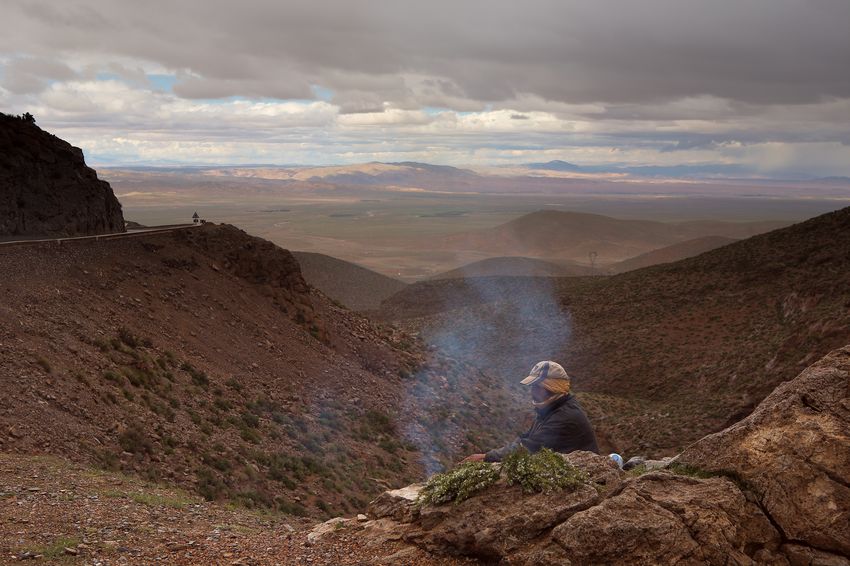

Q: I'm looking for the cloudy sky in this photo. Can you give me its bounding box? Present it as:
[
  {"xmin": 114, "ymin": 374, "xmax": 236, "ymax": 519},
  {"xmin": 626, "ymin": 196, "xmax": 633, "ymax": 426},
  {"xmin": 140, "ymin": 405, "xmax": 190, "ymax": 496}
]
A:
[{"xmin": 2, "ymin": 0, "xmax": 849, "ymax": 176}]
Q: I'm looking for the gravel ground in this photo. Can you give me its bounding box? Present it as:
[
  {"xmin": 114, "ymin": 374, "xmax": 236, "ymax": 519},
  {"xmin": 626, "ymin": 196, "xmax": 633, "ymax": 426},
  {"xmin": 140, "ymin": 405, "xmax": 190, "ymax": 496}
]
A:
[{"xmin": 0, "ymin": 453, "xmax": 476, "ymax": 565}]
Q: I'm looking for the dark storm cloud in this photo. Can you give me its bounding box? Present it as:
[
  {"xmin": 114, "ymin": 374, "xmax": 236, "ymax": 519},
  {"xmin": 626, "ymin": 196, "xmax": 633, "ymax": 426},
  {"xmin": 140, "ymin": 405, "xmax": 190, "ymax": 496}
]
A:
[{"xmin": 3, "ymin": 0, "xmax": 849, "ymax": 107}]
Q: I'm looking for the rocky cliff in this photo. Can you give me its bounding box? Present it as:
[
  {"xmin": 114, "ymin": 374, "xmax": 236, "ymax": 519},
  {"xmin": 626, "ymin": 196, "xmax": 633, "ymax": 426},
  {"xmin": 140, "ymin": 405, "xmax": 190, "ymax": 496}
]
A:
[
  {"xmin": 312, "ymin": 345, "xmax": 850, "ymax": 565},
  {"xmin": 0, "ymin": 113, "xmax": 124, "ymax": 237}
]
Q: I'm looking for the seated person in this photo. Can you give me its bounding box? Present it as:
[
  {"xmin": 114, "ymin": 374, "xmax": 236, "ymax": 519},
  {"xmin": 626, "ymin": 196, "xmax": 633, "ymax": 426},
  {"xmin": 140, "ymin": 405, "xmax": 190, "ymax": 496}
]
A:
[{"xmin": 464, "ymin": 360, "xmax": 599, "ymax": 463}]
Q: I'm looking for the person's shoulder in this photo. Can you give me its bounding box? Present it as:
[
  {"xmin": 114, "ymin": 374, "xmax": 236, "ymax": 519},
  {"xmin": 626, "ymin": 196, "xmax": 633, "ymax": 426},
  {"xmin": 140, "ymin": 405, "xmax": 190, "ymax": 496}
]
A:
[{"xmin": 555, "ymin": 395, "xmax": 590, "ymax": 418}]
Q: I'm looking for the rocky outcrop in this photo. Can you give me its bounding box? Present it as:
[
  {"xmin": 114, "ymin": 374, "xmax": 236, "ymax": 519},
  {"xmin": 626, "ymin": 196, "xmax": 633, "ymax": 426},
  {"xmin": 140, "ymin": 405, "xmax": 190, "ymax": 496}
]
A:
[
  {"xmin": 546, "ymin": 473, "xmax": 783, "ymax": 565},
  {"xmin": 0, "ymin": 113, "xmax": 124, "ymax": 237},
  {"xmin": 347, "ymin": 345, "xmax": 850, "ymax": 565},
  {"xmin": 678, "ymin": 345, "xmax": 850, "ymax": 557},
  {"xmin": 171, "ymin": 223, "xmax": 325, "ymax": 339}
]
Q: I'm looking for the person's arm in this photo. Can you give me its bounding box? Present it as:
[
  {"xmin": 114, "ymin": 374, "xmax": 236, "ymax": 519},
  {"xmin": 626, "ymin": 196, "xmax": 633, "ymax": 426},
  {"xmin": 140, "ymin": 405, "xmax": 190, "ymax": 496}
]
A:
[{"xmin": 483, "ymin": 437, "xmax": 522, "ymax": 462}]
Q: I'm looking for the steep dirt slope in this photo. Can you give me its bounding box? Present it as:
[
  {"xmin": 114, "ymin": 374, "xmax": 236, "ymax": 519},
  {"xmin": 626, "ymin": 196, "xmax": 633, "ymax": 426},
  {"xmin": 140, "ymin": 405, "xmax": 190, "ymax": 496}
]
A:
[
  {"xmin": 292, "ymin": 251, "xmax": 407, "ymax": 310},
  {"xmin": 378, "ymin": 207, "xmax": 850, "ymax": 455},
  {"xmin": 609, "ymin": 235, "xmax": 738, "ymax": 273},
  {"xmin": 0, "ymin": 113, "xmax": 124, "ymax": 238},
  {"xmin": 0, "ymin": 224, "xmax": 518, "ymax": 517}
]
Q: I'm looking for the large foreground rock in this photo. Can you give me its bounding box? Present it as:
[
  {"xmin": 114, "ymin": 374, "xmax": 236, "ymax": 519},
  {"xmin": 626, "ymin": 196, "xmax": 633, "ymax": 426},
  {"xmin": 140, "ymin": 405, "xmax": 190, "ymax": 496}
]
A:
[
  {"xmin": 678, "ymin": 345, "xmax": 850, "ymax": 556},
  {"xmin": 352, "ymin": 345, "xmax": 850, "ymax": 565},
  {"xmin": 0, "ymin": 113, "xmax": 124, "ymax": 237},
  {"xmin": 548, "ymin": 473, "xmax": 783, "ymax": 565}
]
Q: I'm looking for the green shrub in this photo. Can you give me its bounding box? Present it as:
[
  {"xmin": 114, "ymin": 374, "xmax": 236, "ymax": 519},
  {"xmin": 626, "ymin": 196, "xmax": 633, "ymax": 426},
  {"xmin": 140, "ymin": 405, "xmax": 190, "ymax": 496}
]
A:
[
  {"xmin": 278, "ymin": 499, "xmax": 308, "ymax": 516},
  {"xmin": 417, "ymin": 462, "xmax": 500, "ymax": 506},
  {"xmin": 316, "ymin": 499, "xmax": 331, "ymax": 514},
  {"xmin": 103, "ymin": 370, "xmax": 123, "ymax": 384},
  {"xmin": 357, "ymin": 409, "xmax": 396, "ymax": 440},
  {"xmin": 197, "ymin": 468, "xmax": 229, "ymax": 501},
  {"xmin": 241, "ymin": 411, "xmax": 260, "ymax": 428},
  {"xmin": 181, "ymin": 362, "xmax": 209, "ymax": 387},
  {"xmin": 118, "ymin": 327, "xmax": 139, "ymax": 348},
  {"xmin": 502, "ymin": 448, "xmax": 587, "ymax": 494},
  {"xmin": 118, "ymin": 425, "xmax": 153, "ymax": 454},
  {"xmin": 240, "ymin": 426, "xmax": 261, "ymax": 444}
]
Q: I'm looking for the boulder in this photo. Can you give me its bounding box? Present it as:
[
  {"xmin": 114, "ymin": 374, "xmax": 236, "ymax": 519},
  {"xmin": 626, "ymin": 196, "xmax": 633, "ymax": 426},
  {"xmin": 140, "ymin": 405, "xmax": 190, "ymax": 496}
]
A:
[
  {"xmin": 368, "ymin": 484, "xmax": 423, "ymax": 523},
  {"xmin": 307, "ymin": 517, "xmax": 353, "ymax": 543},
  {"xmin": 551, "ymin": 473, "xmax": 783, "ymax": 565},
  {"xmin": 376, "ymin": 453, "xmax": 618, "ymax": 561},
  {"xmin": 678, "ymin": 346, "xmax": 850, "ymax": 556},
  {"xmin": 406, "ymin": 482, "xmax": 600, "ymax": 560}
]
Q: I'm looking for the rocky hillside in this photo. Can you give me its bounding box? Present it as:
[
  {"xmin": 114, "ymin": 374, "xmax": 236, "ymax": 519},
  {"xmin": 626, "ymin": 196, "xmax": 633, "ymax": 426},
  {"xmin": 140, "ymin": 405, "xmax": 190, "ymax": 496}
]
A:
[
  {"xmin": 0, "ymin": 224, "xmax": 519, "ymax": 518},
  {"xmin": 608, "ymin": 235, "xmax": 738, "ymax": 273},
  {"xmin": 292, "ymin": 251, "xmax": 407, "ymax": 311},
  {"xmin": 327, "ymin": 345, "xmax": 849, "ymax": 565},
  {"xmin": 377, "ymin": 206, "xmax": 850, "ymax": 456},
  {"xmin": 0, "ymin": 113, "xmax": 124, "ymax": 238},
  {"xmin": 2, "ymin": 344, "xmax": 845, "ymax": 564}
]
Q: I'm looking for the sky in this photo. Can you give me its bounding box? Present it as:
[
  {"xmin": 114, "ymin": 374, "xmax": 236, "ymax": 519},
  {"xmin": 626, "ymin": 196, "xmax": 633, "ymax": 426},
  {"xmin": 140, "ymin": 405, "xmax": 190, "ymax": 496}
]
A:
[{"xmin": 2, "ymin": 0, "xmax": 850, "ymax": 176}]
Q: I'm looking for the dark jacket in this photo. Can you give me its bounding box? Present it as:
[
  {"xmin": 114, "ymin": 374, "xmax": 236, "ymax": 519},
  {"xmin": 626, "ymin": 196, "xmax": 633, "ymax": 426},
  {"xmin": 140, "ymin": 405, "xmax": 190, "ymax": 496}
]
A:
[{"xmin": 484, "ymin": 394, "xmax": 599, "ymax": 462}]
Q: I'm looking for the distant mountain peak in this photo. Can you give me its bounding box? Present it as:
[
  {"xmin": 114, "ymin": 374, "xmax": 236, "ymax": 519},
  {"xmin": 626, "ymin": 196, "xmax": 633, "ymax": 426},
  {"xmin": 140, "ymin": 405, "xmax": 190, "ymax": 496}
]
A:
[{"xmin": 525, "ymin": 160, "xmax": 583, "ymax": 171}]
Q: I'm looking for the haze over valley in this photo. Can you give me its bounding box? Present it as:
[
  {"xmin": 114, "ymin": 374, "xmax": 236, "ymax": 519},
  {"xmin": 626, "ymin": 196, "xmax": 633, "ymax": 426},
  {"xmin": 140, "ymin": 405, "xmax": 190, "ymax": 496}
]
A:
[{"xmin": 106, "ymin": 164, "xmax": 848, "ymax": 280}]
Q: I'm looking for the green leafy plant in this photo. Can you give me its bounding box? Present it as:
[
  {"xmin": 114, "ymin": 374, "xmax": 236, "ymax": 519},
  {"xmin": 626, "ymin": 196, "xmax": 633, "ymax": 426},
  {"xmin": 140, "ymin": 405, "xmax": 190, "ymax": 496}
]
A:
[
  {"xmin": 501, "ymin": 448, "xmax": 587, "ymax": 494},
  {"xmin": 417, "ymin": 461, "xmax": 500, "ymax": 506}
]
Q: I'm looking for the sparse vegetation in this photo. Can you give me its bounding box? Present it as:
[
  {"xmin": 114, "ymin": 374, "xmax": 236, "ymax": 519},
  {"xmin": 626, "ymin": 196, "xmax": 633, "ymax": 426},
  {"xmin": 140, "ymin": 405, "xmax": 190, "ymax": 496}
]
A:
[
  {"xmin": 417, "ymin": 461, "xmax": 501, "ymax": 506},
  {"xmin": 181, "ymin": 361, "xmax": 209, "ymax": 387},
  {"xmin": 22, "ymin": 536, "xmax": 81, "ymax": 559},
  {"xmin": 502, "ymin": 448, "xmax": 587, "ymax": 494},
  {"xmin": 417, "ymin": 449, "xmax": 590, "ymax": 507},
  {"xmin": 118, "ymin": 424, "xmax": 154, "ymax": 455}
]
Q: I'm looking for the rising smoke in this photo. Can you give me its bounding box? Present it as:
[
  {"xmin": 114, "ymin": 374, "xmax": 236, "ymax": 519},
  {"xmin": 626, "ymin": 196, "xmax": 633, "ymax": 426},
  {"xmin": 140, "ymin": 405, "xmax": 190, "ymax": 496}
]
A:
[{"xmin": 402, "ymin": 276, "xmax": 573, "ymax": 475}]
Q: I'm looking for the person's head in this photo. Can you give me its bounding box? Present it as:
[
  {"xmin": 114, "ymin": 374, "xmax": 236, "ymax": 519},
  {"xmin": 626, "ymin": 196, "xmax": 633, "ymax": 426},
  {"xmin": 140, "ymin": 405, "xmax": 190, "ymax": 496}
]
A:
[
  {"xmin": 530, "ymin": 383, "xmax": 553, "ymax": 403},
  {"xmin": 521, "ymin": 361, "xmax": 571, "ymax": 406}
]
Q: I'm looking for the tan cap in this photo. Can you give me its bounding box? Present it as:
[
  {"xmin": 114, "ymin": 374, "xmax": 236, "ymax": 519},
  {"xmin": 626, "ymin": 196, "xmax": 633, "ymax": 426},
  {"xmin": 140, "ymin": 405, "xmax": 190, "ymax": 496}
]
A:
[{"xmin": 520, "ymin": 361, "xmax": 569, "ymax": 386}]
